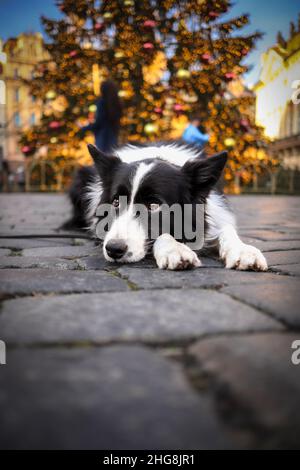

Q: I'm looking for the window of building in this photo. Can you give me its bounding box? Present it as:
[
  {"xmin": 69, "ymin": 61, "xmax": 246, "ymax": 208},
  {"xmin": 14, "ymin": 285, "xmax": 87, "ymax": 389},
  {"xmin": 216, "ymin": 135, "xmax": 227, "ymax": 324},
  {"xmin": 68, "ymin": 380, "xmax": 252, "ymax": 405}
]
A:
[
  {"xmin": 30, "ymin": 113, "xmax": 36, "ymax": 125},
  {"xmin": 15, "ymin": 88, "xmax": 20, "ymax": 102},
  {"xmin": 30, "ymin": 44, "xmax": 35, "ymax": 57},
  {"xmin": 31, "ymin": 94, "xmax": 36, "ymax": 103},
  {"xmin": 13, "ymin": 68, "xmax": 19, "ymax": 79},
  {"xmin": 0, "ymin": 80, "xmax": 5, "ymax": 106},
  {"xmin": 14, "ymin": 112, "xmax": 21, "ymax": 127}
]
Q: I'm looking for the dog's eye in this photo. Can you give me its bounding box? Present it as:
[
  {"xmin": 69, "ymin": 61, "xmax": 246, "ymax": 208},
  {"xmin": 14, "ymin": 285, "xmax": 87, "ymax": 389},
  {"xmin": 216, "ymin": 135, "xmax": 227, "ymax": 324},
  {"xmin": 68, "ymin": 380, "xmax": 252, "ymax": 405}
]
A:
[
  {"xmin": 112, "ymin": 198, "xmax": 119, "ymax": 208},
  {"xmin": 148, "ymin": 202, "xmax": 160, "ymax": 212}
]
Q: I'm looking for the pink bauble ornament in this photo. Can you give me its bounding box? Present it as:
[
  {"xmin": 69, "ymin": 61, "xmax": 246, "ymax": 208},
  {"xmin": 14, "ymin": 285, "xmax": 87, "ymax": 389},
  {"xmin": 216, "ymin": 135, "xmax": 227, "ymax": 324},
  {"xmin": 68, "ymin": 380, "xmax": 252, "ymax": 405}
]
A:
[
  {"xmin": 224, "ymin": 72, "xmax": 236, "ymax": 81},
  {"xmin": 209, "ymin": 11, "xmax": 219, "ymax": 18},
  {"xmin": 95, "ymin": 22, "xmax": 104, "ymax": 31},
  {"xmin": 202, "ymin": 53, "xmax": 212, "ymax": 62},
  {"xmin": 240, "ymin": 119, "xmax": 249, "ymax": 130},
  {"xmin": 143, "ymin": 42, "xmax": 154, "ymax": 50},
  {"xmin": 49, "ymin": 121, "xmax": 61, "ymax": 129},
  {"xmin": 143, "ymin": 20, "xmax": 156, "ymax": 28},
  {"xmin": 174, "ymin": 103, "xmax": 184, "ymax": 112}
]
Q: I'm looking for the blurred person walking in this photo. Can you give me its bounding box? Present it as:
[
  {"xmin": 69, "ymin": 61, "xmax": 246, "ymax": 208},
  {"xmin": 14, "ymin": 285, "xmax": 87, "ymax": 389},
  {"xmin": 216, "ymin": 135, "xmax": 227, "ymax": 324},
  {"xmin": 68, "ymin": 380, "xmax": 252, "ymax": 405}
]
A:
[
  {"xmin": 182, "ymin": 115, "xmax": 209, "ymax": 149},
  {"xmin": 80, "ymin": 80, "xmax": 122, "ymax": 152}
]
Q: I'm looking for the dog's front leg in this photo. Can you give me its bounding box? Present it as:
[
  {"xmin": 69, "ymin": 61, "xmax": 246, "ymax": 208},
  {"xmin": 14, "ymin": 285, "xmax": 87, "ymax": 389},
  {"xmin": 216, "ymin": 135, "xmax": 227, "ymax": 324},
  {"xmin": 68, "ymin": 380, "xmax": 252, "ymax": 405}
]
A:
[
  {"xmin": 153, "ymin": 234, "xmax": 201, "ymax": 270},
  {"xmin": 218, "ymin": 224, "xmax": 268, "ymax": 271}
]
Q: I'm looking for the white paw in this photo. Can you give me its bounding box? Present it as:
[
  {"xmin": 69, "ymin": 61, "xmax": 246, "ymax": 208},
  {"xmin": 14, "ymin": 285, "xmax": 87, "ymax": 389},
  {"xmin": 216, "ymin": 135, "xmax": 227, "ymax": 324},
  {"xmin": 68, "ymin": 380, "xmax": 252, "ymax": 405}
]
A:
[
  {"xmin": 154, "ymin": 234, "xmax": 201, "ymax": 270},
  {"xmin": 222, "ymin": 243, "xmax": 268, "ymax": 271}
]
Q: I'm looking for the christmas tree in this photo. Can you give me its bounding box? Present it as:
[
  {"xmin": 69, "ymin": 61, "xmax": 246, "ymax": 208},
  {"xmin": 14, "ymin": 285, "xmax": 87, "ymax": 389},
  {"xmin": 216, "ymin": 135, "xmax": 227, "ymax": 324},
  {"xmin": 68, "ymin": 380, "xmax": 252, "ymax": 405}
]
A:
[{"xmin": 21, "ymin": 0, "xmax": 273, "ymax": 188}]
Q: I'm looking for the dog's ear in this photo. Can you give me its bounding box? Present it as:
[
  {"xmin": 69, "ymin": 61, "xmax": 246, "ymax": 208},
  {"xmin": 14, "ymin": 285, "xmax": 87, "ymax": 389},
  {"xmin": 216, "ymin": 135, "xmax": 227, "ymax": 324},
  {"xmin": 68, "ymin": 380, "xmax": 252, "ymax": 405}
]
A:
[
  {"xmin": 182, "ymin": 151, "xmax": 228, "ymax": 200},
  {"xmin": 87, "ymin": 144, "xmax": 121, "ymax": 183}
]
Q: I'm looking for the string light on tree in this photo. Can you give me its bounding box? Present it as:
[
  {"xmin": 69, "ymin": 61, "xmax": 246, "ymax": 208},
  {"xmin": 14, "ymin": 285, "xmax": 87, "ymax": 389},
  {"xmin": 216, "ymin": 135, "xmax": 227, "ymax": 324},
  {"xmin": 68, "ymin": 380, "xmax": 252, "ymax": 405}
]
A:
[
  {"xmin": 224, "ymin": 137, "xmax": 236, "ymax": 147},
  {"xmin": 176, "ymin": 68, "xmax": 190, "ymax": 79},
  {"xmin": 46, "ymin": 90, "xmax": 56, "ymax": 100},
  {"xmin": 88, "ymin": 104, "xmax": 97, "ymax": 112},
  {"xmin": 114, "ymin": 51, "xmax": 125, "ymax": 58},
  {"xmin": 144, "ymin": 123, "xmax": 158, "ymax": 134}
]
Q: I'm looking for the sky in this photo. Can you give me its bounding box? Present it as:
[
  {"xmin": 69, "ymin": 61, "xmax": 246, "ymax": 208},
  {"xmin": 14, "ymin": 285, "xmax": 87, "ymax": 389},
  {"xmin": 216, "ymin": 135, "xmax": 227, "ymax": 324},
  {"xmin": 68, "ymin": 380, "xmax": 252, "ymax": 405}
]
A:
[{"xmin": 0, "ymin": 0, "xmax": 299, "ymax": 86}]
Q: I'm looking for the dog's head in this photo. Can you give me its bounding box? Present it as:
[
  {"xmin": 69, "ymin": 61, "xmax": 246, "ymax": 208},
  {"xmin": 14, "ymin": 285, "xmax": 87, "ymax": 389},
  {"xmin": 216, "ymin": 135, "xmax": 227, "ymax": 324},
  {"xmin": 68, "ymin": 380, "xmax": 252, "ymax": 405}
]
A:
[{"xmin": 87, "ymin": 144, "xmax": 227, "ymax": 262}]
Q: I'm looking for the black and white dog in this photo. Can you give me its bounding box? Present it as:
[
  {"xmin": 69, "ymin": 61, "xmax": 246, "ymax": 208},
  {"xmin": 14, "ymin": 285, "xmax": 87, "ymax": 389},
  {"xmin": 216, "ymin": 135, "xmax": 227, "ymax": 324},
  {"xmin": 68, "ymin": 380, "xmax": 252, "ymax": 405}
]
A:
[{"xmin": 66, "ymin": 142, "xmax": 267, "ymax": 271}]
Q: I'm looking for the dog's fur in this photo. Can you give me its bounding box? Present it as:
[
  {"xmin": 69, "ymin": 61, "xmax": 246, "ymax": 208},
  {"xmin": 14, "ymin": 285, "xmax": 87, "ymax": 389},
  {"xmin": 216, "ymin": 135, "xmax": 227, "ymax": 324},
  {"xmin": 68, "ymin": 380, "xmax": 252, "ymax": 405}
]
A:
[{"xmin": 65, "ymin": 142, "xmax": 268, "ymax": 271}]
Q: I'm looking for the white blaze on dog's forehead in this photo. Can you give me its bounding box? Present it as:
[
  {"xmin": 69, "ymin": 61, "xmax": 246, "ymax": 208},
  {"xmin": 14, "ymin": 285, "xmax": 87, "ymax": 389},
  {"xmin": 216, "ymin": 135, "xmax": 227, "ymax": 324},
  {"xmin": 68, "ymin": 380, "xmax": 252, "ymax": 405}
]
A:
[
  {"xmin": 116, "ymin": 143, "xmax": 200, "ymax": 167},
  {"xmin": 103, "ymin": 161, "xmax": 154, "ymax": 263},
  {"xmin": 130, "ymin": 162, "xmax": 154, "ymax": 203}
]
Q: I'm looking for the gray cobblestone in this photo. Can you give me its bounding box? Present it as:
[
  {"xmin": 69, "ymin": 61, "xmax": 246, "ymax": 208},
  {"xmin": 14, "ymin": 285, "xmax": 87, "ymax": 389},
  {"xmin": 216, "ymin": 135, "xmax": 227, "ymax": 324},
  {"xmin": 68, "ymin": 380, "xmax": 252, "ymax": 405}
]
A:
[
  {"xmin": 0, "ymin": 290, "xmax": 282, "ymax": 345},
  {"xmin": 0, "ymin": 268, "xmax": 128, "ymax": 297},
  {"xmin": 188, "ymin": 333, "xmax": 300, "ymax": 449}
]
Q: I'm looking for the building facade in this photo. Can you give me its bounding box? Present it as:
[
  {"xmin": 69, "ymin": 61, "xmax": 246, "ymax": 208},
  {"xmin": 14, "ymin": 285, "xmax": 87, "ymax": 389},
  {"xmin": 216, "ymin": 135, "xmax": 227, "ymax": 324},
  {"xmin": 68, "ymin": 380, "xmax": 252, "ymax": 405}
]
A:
[
  {"xmin": 0, "ymin": 33, "xmax": 48, "ymax": 169},
  {"xmin": 255, "ymin": 22, "xmax": 300, "ymax": 180}
]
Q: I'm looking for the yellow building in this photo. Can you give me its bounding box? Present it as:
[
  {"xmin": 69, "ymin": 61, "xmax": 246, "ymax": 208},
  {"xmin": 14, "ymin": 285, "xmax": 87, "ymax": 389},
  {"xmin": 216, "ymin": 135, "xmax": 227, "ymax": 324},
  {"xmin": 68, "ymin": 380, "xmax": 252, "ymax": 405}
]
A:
[
  {"xmin": 255, "ymin": 22, "xmax": 300, "ymax": 172},
  {"xmin": 0, "ymin": 33, "xmax": 48, "ymax": 168}
]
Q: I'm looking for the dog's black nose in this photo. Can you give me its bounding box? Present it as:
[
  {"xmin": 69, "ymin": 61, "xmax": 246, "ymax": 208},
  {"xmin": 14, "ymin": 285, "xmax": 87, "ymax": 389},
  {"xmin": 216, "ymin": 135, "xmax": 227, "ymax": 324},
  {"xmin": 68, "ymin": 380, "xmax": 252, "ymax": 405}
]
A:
[{"xmin": 105, "ymin": 239, "xmax": 128, "ymax": 260}]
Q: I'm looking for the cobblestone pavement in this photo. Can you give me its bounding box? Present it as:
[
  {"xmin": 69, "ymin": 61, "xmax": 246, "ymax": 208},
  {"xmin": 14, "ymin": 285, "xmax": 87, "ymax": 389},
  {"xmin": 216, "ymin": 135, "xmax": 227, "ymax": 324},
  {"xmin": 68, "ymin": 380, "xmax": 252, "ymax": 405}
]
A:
[{"xmin": 0, "ymin": 194, "xmax": 300, "ymax": 449}]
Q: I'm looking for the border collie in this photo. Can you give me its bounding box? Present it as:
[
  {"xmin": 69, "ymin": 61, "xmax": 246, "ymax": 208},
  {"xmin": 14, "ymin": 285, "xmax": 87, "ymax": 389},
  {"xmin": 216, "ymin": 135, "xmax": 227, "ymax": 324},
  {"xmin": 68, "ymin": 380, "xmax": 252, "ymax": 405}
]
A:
[{"xmin": 66, "ymin": 142, "xmax": 268, "ymax": 271}]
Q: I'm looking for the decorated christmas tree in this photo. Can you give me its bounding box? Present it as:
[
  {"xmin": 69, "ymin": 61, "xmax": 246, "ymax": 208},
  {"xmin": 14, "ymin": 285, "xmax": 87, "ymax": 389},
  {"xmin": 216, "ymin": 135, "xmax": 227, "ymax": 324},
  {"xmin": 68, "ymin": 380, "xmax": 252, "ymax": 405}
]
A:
[{"xmin": 21, "ymin": 0, "xmax": 274, "ymax": 188}]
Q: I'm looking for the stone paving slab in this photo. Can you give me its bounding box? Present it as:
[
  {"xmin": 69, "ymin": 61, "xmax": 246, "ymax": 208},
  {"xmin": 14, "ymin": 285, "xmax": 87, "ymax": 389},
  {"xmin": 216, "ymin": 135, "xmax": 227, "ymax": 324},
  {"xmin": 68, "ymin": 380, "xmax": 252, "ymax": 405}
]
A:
[
  {"xmin": 242, "ymin": 238, "xmax": 300, "ymax": 253},
  {"xmin": 77, "ymin": 255, "xmax": 154, "ymax": 270},
  {"xmin": 0, "ymin": 256, "xmax": 79, "ymax": 270},
  {"xmin": 264, "ymin": 250, "xmax": 300, "ymax": 266},
  {"xmin": 0, "ymin": 268, "xmax": 128, "ymax": 298},
  {"xmin": 270, "ymin": 264, "xmax": 300, "ymax": 276},
  {"xmin": 239, "ymin": 229, "xmax": 300, "ymax": 241},
  {"xmin": 0, "ymin": 290, "xmax": 282, "ymax": 346},
  {"xmin": 0, "ymin": 237, "xmax": 91, "ymax": 250},
  {"xmin": 0, "ymin": 346, "xmax": 234, "ymax": 450},
  {"xmin": 222, "ymin": 277, "xmax": 300, "ymax": 328},
  {"xmin": 118, "ymin": 266, "xmax": 286, "ymax": 290},
  {"xmin": 230, "ymin": 195, "xmax": 300, "ymax": 227},
  {"xmin": 21, "ymin": 244, "xmax": 99, "ymax": 258},
  {"xmin": 0, "ymin": 248, "xmax": 11, "ymax": 256},
  {"xmin": 77, "ymin": 254, "xmax": 222, "ymax": 271},
  {"xmin": 188, "ymin": 333, "xmax": 300, "ymax": 449}
]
